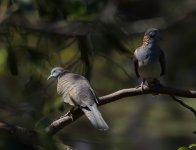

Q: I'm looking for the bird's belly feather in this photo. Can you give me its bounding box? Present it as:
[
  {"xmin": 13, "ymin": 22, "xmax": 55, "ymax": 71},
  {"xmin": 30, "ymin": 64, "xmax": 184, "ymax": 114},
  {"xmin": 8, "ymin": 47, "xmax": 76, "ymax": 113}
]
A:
[{"xmin": 138, "ymin": 61, "xmax": 161, "ymax": 81}]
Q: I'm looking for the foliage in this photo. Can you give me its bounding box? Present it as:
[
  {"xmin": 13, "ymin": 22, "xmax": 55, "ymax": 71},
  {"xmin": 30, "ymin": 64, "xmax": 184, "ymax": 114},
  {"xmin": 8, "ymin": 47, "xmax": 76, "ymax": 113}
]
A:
[
  {"xmin": 0, "ymin": 0, "xmax": 196, "ymax": 150},
  {"xmin": 178, "ymin": 144, "xmax": 196, "ymax": 150}
]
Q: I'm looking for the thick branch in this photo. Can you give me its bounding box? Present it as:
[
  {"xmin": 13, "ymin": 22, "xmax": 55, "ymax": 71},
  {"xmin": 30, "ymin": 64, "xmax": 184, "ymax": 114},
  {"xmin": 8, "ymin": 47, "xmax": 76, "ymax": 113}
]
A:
[
  {"xmin": 45, "ymin": 85, "xmax": 196, "ymax": 135},
  {"xmin": 1, "ymin": 85, "xmax": 196, "ymax": 142}
]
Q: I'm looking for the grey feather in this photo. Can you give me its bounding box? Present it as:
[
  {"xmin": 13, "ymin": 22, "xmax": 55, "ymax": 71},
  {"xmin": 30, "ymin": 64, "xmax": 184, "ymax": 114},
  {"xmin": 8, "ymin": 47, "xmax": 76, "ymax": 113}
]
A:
[
  {"xmin": 133, "ymin": 28, "xmax": 166, "ymax": 83},
  {"xmin": 48, "ymin": 67, "xmax": 109, "ymax": 131},
  {"xmin": 81, "ymin": 103, "xmax": 109, "ymax": 131}
]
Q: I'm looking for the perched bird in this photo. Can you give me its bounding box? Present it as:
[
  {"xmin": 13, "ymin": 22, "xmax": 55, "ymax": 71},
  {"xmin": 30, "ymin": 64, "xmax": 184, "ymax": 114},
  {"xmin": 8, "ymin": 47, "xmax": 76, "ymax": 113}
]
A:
[
  {"xmin": 133, "ymin": 28, "xmax": 166, "ymax": 89},
  {"xmin": 48, "ymin": 67, "xmax": 109, "ymax": 131}
]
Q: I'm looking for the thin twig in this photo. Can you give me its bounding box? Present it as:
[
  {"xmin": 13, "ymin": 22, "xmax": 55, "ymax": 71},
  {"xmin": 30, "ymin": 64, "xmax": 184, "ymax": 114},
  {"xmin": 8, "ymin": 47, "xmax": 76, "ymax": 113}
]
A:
[{"xmin": 170, "ymin": 95, "xmax": 196, "ymax": 117}]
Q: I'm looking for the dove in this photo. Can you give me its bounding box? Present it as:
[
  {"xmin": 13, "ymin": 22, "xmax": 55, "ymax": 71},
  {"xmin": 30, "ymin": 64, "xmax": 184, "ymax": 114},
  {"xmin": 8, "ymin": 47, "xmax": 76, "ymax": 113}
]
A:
[
  {"xmin": 48, "ymin": 67, "xmax": 109, "ymax": 131},
  {"xmin": 133, "ymin": 28, "xmax": 166, "ymax": 89}
]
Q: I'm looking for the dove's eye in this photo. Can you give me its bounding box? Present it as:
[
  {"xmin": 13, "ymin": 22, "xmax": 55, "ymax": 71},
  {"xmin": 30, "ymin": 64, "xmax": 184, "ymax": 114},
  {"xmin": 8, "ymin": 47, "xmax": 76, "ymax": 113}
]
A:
[{"xmin": 149, "ymin": 31, "xmax": 156, "ymax": 37}]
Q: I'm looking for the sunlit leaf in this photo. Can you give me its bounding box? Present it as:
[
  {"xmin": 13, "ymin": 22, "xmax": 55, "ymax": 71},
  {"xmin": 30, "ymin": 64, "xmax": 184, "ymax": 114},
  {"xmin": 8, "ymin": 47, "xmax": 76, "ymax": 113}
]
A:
[
  {"xmin": 189, "ymin": 144, "xmax": 196, "ymax": 149},
  {"xmin": 178, "ymin": 147, "xmax": 191, "ymax": 150}
]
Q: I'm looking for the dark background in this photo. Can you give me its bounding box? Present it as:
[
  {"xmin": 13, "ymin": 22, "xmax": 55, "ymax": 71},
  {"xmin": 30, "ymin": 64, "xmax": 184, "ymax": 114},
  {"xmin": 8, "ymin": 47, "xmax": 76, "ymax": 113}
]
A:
[{"xmin": 0, "ymin": 0, "xmax": 196, "ymax": 149}]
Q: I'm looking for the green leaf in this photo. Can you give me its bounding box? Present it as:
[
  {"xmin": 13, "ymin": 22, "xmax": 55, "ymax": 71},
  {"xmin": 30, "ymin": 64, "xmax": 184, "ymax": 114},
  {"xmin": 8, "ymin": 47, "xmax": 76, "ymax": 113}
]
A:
[
  {"xmin": 189, "ymin": 144, "xmax": 196, "ymax": 149},
  {"xmin": 178, "ymin": 147, "xmax": 191, "ymax": 150}
]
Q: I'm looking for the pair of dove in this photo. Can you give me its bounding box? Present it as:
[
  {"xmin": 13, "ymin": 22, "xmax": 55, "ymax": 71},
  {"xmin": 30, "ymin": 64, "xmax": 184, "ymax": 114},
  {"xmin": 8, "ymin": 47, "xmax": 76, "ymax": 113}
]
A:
[{"xmin": 48, "ymin": 28, "xmax": 166, "ymax": 131}]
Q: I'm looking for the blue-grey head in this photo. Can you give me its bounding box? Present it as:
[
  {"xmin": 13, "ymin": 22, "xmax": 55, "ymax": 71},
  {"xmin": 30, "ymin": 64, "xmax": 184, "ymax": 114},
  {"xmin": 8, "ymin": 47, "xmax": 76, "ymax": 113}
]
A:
[
  {"xmin": 144, "ymin": 28, "xmax": 161, "ymax": 40},
  {"xmin": 47, "ymin": 67, "xmax": 65, "ymax": 80}
]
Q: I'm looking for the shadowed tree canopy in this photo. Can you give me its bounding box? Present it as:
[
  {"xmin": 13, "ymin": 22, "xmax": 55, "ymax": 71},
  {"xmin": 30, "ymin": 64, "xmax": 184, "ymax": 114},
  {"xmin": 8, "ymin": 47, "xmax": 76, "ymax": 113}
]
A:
[{"xmin": 0, "ymin": 0, "xmax": 196, "ymax": 150}]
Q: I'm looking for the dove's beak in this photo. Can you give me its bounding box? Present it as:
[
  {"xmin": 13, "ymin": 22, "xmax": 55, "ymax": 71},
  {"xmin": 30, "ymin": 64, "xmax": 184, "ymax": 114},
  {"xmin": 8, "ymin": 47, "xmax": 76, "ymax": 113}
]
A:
[{"xmin": 47, "ymin": 74, "xmax": 53, "ymax": 80}]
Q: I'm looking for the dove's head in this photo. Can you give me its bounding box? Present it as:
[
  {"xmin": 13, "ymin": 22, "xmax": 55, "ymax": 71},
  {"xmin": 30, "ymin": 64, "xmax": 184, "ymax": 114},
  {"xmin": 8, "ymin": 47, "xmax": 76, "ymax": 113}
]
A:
[
  {"xmin": 144, "ymin": 28, "xmax": 161, "ymax": 40},
  {"xmin": 143, "ymin": 28, "xmax": 161, "ymax": 45},
  {"xmin": 47, "ymin": 67, "xmax": 65, "ymax": 80}
]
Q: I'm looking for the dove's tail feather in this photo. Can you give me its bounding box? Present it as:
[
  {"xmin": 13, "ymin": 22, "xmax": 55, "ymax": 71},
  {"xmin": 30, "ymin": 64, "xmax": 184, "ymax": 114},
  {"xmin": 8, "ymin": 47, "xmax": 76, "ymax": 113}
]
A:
[{"xmin": 81, "ymin": 103, "xmax": 109, "ymax": 131}]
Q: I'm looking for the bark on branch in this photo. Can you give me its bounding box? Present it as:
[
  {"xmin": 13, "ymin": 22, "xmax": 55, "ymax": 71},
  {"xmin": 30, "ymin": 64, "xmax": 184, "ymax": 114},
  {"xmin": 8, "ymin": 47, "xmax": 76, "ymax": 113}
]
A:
[
  {"xmin": 45, "ymin": 85, "xmax": 196, "ymax": 135},
  {"xmin": 1, "ymin": 85, "xmax": 196, "ymax": 144}
]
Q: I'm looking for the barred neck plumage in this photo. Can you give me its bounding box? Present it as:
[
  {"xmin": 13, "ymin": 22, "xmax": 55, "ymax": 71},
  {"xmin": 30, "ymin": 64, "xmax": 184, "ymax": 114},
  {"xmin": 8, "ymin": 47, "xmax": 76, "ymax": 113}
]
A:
[
  {"xmin": 58, "ymin": 70, "xmax": 69, "ymax": 79},
  {"xmin": 142, "ymin": 35, "xmax": 157, "ymax": 46}
]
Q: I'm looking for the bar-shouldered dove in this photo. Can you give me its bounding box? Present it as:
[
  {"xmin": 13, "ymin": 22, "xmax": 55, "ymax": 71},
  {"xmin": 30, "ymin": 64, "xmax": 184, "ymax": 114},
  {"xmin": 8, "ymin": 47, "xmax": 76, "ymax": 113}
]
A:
[
  {"xmin": 133, "ymin": 28, "xmax": 166, "ymax": 89},
  {"xmin": 48, "ymin": 67, "xmax": 109, "ymax": 131}
]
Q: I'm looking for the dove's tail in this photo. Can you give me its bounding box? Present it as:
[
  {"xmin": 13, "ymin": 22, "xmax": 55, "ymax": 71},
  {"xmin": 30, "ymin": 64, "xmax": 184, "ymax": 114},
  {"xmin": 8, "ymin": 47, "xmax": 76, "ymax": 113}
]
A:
[{"xmin": 81, "ymin": 103, "xmax": 109, "ymax": 131}]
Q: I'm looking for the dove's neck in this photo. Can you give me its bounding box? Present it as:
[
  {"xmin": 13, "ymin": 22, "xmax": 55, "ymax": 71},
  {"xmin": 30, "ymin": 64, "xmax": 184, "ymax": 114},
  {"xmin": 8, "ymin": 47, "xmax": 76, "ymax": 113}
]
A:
[
  {"xmin": 58, "ymin": 70, "xmax": 69, "ymax": 79},
  {"xmin": 143, "ymin": 35, "xmax": 158, "ymax": 46}
]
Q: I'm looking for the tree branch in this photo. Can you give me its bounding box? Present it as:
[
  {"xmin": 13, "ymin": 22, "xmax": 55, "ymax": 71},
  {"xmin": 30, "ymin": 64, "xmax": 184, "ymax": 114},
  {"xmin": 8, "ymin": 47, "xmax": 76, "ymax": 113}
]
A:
[
  {"xmin": 1, "ymin": 85, "xmax": 196, "ymax": 143},
  {"xmin": 45, "ymin": 85, "xmax": 196, "ymax": 135},
  {"xmin": 170, "ymin": 95, "xmax": 196, "ymax": 117}
]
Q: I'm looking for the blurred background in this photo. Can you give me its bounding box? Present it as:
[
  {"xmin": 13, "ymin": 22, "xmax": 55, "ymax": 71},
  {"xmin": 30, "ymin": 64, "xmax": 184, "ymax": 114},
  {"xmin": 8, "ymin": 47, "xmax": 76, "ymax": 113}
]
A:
[{"xmin": 0, "ymin": 0, "xmax": 196, "ymax": 149}]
